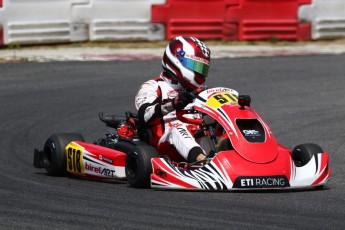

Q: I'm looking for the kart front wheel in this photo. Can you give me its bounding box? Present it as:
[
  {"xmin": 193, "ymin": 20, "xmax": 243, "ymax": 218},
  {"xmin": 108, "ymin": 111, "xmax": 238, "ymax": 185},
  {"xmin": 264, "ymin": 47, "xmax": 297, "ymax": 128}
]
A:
[
  {"xmin": 292, "ymin": 143, "xmax": 323, "ymax": 167},
  {"xmin": 125, "ymin": 146, "xmax": 159, "ymax": 188},
  {"xmin": 43, "ymin": 133, "xmax": 84, "ymax": 176}
]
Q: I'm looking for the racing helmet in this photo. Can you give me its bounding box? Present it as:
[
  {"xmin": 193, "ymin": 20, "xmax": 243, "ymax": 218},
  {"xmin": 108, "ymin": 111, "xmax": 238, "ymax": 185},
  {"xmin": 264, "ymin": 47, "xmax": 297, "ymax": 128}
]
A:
[{"xmin": 162, "ymin": 36, "xmax": 211, "ymax": 91}]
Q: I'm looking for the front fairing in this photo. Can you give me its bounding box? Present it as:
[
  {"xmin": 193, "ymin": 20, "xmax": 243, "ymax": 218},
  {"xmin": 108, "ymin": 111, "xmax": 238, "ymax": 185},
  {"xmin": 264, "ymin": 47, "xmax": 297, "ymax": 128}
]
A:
[
  {"xmin": 150, "ymin": 87, "xmax": 330, "ymax": 190},
  {"xmin": 194, "ymin": 87, "xmax": 278, "ymax": 163}
]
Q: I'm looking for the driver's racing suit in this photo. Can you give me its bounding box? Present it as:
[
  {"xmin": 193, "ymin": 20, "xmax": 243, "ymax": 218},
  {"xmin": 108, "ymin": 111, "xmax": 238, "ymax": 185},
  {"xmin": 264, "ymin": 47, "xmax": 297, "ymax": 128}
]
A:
[{"xmin": 135, "ymin": 73, "xmax": 205, "ymax": 162}]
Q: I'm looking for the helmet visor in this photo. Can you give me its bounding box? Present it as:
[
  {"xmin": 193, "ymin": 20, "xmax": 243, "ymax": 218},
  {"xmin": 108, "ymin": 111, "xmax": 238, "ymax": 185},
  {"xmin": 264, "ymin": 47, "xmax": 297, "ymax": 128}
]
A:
[{"xmin": 180, "ymin": 56, "xmax": 209, "ymax": 77}]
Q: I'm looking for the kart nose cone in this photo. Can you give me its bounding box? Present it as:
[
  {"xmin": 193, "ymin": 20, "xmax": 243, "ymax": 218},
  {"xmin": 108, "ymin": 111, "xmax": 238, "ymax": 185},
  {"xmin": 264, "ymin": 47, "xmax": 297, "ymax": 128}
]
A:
[{"xmin": 238, "ymin": 148, "xmax": 278, "ymax": 164}]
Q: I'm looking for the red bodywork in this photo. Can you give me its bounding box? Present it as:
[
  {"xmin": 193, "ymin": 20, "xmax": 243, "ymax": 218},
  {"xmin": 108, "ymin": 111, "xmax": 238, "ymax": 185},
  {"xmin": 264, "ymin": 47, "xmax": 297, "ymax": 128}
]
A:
[
  {"xmin": 62, "ymin": 87, "xmax": 330, "ymax": 190},
  {"xmin": 65, "ymin": 141, "xmax": 126, "ymax": 179},
  {"xmin": 150, "ymin": 88, "xmax": 330, "ymax": 190}
]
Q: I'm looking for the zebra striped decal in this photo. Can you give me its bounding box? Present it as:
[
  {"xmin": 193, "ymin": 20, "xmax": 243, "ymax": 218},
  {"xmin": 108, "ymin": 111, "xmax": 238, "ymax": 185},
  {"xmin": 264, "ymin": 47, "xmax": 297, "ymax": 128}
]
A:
[{"xmin": 151, "ymin": 158, "xmax": 233, "ymax": 190}]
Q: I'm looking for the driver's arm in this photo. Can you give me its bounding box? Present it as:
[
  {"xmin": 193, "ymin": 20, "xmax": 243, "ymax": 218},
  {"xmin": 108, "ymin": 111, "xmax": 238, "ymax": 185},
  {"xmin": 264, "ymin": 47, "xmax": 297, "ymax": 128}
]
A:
[{"xmin": 135, "ymin": 80, "xmax": 174, "ymax": 127}]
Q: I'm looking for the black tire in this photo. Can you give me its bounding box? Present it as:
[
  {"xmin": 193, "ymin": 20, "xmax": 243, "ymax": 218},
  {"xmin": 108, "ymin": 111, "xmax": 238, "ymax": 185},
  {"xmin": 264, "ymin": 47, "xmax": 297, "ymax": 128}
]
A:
[
  {"xmin": 125, "ymin": 146, "xmax": 159, "ymax": 188},
  {"xmin": 43, "ymin": 133, "xmax": 84, "ymax": 176},
  {"xmin": 292, "ymin": 143, "xmax": 323, "ymax": 167}
]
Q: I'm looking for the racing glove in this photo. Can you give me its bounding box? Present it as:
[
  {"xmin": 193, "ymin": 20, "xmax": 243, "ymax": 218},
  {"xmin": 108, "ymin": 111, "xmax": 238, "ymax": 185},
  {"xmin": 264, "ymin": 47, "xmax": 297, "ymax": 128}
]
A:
[{"xmin": 172, "ymin": 92, "xmax": 194, "ymax": 111}]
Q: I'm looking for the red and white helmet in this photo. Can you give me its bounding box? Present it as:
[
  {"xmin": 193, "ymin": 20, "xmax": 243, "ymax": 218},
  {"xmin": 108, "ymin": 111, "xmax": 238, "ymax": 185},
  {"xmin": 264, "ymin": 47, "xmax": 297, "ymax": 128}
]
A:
[{"xmin": 162, "ymin": 36, "xmax": 211, "ymax": 90}]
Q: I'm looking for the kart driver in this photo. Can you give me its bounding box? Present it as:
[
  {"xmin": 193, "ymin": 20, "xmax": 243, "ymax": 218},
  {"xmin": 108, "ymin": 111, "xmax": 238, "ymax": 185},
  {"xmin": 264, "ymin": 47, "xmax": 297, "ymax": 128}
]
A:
[{"xmin": 135, "ymin": 36, "xmax": 211, "ymax": 163}]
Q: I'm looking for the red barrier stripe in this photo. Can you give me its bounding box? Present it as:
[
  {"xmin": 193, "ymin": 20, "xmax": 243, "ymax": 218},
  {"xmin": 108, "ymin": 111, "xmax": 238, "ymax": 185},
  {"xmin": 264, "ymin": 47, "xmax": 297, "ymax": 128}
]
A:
[
  {"xmin": 298, "ymin": 23, "xmax": 311, "ymax": 41},
  {"xmin": 152, "ymin": 0, "xmax": 235, "ymax": 40},
  {"xmin": 0, "ymin": 0, "xmax": 4, "ymax": 45},
  {"xmin": 0, "ymin": 27, "xmax": 4, "ymax": 46},
  {"xmin": 225, "ymin": 0, "xmax": 312, "ymax": 41},
  {"xmin": 152, "ymin": 0, "xmax": 311, "ymax": 41}
]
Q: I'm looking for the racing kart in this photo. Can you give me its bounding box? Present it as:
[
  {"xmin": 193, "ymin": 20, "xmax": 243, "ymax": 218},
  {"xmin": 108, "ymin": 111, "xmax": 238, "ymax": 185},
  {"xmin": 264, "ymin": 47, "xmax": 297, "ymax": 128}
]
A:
[{"xmin": 33, "ymin": 87, "xmax": 330, "ymax": 190}]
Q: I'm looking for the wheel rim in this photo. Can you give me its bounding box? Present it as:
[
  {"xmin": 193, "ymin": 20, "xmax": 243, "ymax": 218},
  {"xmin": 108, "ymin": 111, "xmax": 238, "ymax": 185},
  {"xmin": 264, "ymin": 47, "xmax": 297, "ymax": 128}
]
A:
[
  {"xmin": 43, "ymin": 146, "xmax": 52, "ymax": 168},
  {"xmin": 127, "ymin": 156, "xmax": 139, "ymax": 179},
  {"xmin": 293, "ymin": 155, "xmax": 303, "ymax": 167}
]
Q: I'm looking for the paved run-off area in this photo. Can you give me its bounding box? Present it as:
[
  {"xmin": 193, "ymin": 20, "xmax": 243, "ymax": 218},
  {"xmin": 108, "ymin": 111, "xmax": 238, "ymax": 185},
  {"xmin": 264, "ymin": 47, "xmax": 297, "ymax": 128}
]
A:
[{"xmin": 0, "ymin": 54, "xmax": 344, "ymax": 229}]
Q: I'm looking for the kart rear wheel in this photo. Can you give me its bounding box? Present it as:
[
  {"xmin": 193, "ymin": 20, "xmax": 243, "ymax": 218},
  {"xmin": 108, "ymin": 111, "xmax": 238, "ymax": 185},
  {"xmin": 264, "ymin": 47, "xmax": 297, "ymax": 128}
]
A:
[
  {"xmin": 43, "ymin": 133, "xmax": 84, "ymax": 176},
  {"xmin": 292, "ymin": 143, "xmax": 323, "ymax": 167},
  {"xmin": 125, "ymin": 146, "xmax": 159, "ymax": 188}
]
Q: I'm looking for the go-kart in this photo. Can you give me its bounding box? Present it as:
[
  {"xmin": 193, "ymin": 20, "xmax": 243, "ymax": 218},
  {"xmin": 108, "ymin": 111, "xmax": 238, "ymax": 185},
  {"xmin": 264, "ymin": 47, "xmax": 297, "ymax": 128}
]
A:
[{"xmin": 33, "ymin": 87, "xmax": 330, "ymax": 190}]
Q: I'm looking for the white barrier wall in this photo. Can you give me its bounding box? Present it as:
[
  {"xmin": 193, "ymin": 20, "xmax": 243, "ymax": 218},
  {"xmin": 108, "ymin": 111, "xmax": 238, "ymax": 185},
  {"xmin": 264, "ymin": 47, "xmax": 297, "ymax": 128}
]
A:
[
  {"xmin": 0, "ymin": 0, "xmax": 165, "ymax": 45},
  {"xmin": 1, "ymin": 0, "xmax": 344, "ymax": 45},
  {"xmin": 299, "ymin": 0, "xmax": 345, "ymax": 40},
  {"xmin": 0, "ymin": 0, "xmax": 88, "ymax": 45},
  {"xmin": 73, "ymin": 0, "xmax": 165, "ymax": 41}
]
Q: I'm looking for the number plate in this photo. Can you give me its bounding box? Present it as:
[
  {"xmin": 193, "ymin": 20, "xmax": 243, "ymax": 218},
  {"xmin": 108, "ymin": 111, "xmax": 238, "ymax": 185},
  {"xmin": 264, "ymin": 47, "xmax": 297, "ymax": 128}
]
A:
[
  {"xmin": 66, "ymin": 142, "xmax": 84, "ymax": 175},
  {"xmin": 206, "ymin": 92, "xmax": 238, "ymax": 109}
]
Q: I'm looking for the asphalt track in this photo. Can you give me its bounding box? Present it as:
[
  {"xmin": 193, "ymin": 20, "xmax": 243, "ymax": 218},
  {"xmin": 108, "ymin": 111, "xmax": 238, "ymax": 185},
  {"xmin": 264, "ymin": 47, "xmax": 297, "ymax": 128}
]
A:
[{"xmin": 0, "ymin": 54, "xmax": 344, "ymax": 229}]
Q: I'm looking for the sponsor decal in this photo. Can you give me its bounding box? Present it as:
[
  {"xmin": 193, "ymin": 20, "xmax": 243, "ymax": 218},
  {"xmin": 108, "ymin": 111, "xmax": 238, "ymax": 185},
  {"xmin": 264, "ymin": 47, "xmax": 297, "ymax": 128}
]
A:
[
  {"xmin": 101, "ymin": 168, "xmax": 116, "ymax": 177},
  {"xmin": 155, "ymin": 169, "xmax": 167, "ymax": 179},
  {"xmin": 206, "ymin": 88, "xmax": 230, "ymax": 94},
  {"xmin": 177, "ymin": 127, "xmax": 191, "ymax": 139},
  {"xmin": 99, "ymin": 155, "xmax": 113, "ymax": 164},
  {"xmin": 233, "ymin": 176, "xmax": 290, "ymax": 188},
  {"xmin": 185, "ymin": 54, "xmax": 209, "ymax": 64},
  {"xmin": 243, "ymin": 130, "xmax": 260, "ymax": 136},
  {"xmin": 85, "ymin": 162, "xmax": 116, "ymax": 177}
]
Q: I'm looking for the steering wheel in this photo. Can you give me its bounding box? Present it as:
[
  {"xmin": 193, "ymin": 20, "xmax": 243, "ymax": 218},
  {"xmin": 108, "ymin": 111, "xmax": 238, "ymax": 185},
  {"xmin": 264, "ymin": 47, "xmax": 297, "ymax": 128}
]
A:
[{"xmin": 176, "ymin": 109, "xmax": 203, "ymax": 126}]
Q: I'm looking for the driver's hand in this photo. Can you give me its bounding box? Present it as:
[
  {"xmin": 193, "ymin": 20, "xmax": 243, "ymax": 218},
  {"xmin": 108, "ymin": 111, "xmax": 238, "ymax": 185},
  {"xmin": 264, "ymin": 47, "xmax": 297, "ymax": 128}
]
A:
[{"xmin": 173, "ymin": 92, "xmax": 194, "ymax": 111}]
